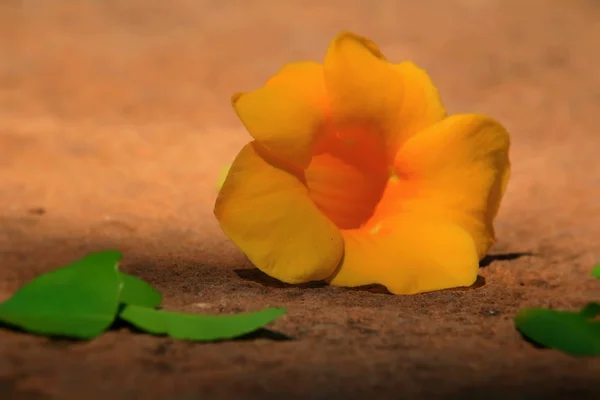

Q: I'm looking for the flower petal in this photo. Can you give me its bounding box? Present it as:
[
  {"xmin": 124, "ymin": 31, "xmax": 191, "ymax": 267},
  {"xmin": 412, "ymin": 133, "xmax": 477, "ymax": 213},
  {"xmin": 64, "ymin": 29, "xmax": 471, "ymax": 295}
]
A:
[
  {"xmin": 323, "ymin": 32, "xmax": 446, "ymax": 155},
  {"xmin": 326, "ymin": 216, "xmax": 479, "ymax": 295},
  {"xmin": 232, "ymin": 62, "xmax": 327, "ymax": 167},
  {"xmin": 391, "ymin": 61, "xmax": 447, "ymax": 149},
  {"xmin": 216, "ymin": 163, "xmax": 231, "ymax": 191},
  {"xmin": 387, "ymin": 114, "xmax": 511, "ymax": 258},
  {"xmin": 265, "ymin": 61, "xmax": 328, "ymax": 108},
  {"xmin": 214, "ymin": 142, "xmax": 344, "ymax": 284}
]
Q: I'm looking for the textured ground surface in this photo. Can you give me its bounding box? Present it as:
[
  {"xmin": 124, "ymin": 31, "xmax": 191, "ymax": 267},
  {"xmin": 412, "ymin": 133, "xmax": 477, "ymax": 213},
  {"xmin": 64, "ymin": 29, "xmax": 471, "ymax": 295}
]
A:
[{"xmin": 1, "ymin": 0, "xmax": 600, "ymax": 399}]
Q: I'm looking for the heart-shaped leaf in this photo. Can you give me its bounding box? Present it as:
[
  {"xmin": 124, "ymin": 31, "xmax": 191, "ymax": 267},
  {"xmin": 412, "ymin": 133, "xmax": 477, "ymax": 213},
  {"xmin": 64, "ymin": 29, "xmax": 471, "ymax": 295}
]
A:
[
  {"xmin": 580, "ymin": 302, "xmax": 600, "ymax": 320},
  {"xmin": 0, "ymin": 251, "xmax": 123, "ymax": 339},
  {"xmin": 515, "ymin": 308, "xmax": 600, "ymax": 356},
  {"xmin": 119, "ymin": 273, "xmax": 162, "ymax": 308},
  {"xmin": 119, "ymin": 305, "xmax": 286, "ymax": 341}
]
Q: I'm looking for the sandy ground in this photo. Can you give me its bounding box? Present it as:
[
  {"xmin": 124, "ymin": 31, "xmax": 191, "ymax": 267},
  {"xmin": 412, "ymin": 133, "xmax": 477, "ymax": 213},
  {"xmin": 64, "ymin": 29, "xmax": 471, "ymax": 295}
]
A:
[{"xmin": 1, "ymin": 0, "xmax": 600, "ymax": 399}]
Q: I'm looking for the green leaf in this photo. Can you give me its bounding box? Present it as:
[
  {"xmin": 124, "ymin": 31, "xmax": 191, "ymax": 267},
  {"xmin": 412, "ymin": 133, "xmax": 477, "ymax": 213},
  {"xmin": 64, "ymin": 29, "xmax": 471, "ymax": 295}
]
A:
[
  {"xmin": 119, "ymin": 305, "xmax": 286, "ymax": 341},
  {"xmin": 515, "ymin": 308, "xmax": 600, "ymax": 356},
  {"xmin": 119, "ymin": 273, "xmax": 162, "ymax": 308},
  {"xmin": 592, "ymin": 265, "xmax": 600, "ymax": 279},
  {"xmin": 580, "ymin": 302, "xmax": 600, "ymax": 319},
  {"xmin": 0, "ymin": 251, "xmax": 123, "ymax": 339}
]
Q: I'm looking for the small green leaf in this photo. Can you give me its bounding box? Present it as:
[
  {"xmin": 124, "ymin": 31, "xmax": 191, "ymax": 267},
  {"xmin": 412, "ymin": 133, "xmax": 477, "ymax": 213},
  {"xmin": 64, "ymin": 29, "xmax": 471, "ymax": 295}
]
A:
[
  {"xmin": 592, "ymin": 265, "xmax": 600, "ymax": 279},
  {"xmin": 0, "ymin": 251, "xmax": 123, "ymax": 339},
  {"xmin": 119, "ymin": 273, "xmax": 162, "ymax": 308},
  {"xmin": 515, "ymin": 308, "xmax": 600, "ymax": 356},
  {"xmin": 580, "ymin": 302, "xmax": 600, "ymax": 319},
  {"xmin": 119, "ymin": 305, "xmax": 286, "ymax": 341}
]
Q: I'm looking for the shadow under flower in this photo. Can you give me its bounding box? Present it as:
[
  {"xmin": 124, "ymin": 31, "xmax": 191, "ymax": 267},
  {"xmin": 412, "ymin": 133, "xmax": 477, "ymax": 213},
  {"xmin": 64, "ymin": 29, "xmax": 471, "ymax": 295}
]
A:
[
  {"xmin": 233, "ymin": 268, "xmax": 328, "ymax": 289},
  {"xmin": 479, "ymin": 252, "xmax": 533, "ymax": 268},
  {"xmin": 234, "ymin": 268, "xmax": 488, "ymax": 295}
]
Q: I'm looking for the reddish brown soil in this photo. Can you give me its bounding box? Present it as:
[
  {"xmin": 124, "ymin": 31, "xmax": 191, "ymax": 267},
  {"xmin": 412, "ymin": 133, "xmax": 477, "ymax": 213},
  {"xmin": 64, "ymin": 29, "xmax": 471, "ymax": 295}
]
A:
[{"xmin": 1, "ymin": 1, "xmax": 600, "ymax": 399}]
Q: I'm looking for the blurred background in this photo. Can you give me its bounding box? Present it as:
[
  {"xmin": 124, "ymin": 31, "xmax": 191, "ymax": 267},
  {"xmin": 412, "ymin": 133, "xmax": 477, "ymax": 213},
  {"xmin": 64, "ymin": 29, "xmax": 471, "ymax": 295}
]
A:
[{"xmin": 2, "ymin": 0, "xmax": 598, "ymax": 242}]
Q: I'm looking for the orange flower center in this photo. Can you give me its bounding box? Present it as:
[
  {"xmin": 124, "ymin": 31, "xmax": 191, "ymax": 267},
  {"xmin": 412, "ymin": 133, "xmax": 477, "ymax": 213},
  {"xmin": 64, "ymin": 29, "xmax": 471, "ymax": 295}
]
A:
[{"xmin": 303, "ymin": 124, "xmax": 390, "ymax": 230}]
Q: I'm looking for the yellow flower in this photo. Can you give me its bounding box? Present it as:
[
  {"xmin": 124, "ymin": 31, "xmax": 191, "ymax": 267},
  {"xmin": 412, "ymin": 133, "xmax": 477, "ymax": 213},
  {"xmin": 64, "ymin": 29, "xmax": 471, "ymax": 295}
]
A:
[{"xmin": 214, "ymin": 32, "xmax": 510, "ymax": 295}]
